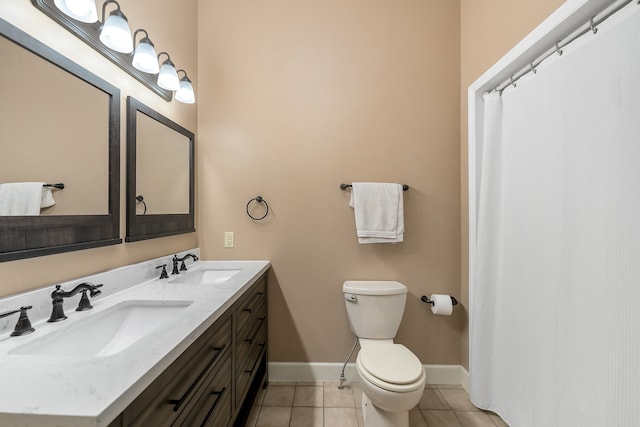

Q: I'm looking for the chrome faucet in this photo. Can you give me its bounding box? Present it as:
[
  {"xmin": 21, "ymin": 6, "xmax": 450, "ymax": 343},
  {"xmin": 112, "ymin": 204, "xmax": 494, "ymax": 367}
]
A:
[
  {"xmin": 48, "ymin": 282, "xmax": 103, "ymax": 322},
  {"xmin": 173, "ymin": 253, "xmax": 199, "ymax": 274}
]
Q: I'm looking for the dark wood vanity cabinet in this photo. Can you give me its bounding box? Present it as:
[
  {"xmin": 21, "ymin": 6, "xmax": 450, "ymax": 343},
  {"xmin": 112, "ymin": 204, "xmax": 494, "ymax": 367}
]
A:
[
  {"xmin": 233, "ymin": 277, "xmax": 267, "ymax": 410},
  {"xmin": 112, "ymin": 274, "xmax": 268, "ymax": 427}
]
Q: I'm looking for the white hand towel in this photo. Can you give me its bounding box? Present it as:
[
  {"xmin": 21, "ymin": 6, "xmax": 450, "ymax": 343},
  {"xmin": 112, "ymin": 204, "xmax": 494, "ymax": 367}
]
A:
[
  {"xmin": 41, "ymin": 187, "xmax": 56, "ymax": 209},
  {"xmin": 349, "ymin": 182, "xmax": 404, "ymax": 244},
  {"xmin": 0, "ymin": 182, "xmax": 48, "ymax": 215}
]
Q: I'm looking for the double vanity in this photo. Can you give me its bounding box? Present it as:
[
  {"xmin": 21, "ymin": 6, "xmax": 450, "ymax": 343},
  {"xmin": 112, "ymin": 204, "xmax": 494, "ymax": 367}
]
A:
[
  {"xmin": 0, "ymin": 253, "xmax": 270, "ymax": 427},
  {"xmin": 1, "ymin": 13, "xmax": 265, "ymax": 427}
]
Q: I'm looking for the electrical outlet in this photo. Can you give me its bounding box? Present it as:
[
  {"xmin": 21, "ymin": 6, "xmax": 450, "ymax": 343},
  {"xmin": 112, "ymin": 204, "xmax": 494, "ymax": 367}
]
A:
[{"xmin": 224, "ymin": 231, "xmax": 234, "ymax": 248}]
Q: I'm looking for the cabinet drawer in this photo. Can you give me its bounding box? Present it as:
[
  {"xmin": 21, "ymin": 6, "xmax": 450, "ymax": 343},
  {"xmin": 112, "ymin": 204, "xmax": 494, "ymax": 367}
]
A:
[
  {"xmin": 235, "ymin": 325, "xmax": 267, "ymax": 407},
  {"xmin": 235, "ymin": 278, "xmax": 266, "ymax": 335},
  {"xmin": 235, "ymin": 305, "xmax": 266, "ymax": 368},
  {"xmin": 174, "ymin": 355, "xmax": 232, "ymax": 427},
  {"xmin": 123, "ymin": 315, "xmax": 232, "ymax": 426}
]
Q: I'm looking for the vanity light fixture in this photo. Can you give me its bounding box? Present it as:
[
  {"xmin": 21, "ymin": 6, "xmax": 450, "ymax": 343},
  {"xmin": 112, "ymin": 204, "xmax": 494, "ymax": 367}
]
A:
[
  {"xmin": 157, "ymin": 52, "xmax": 180, "ymax": 91},
  {"xmin": 33, "ymin": 0, "xmax": 196, "ymax": 104},
  {"xmin": 99, "ymin": 0, "xmax": 133, "ymax": 54},
  {"xmin": 53, "ymin": 0, "xmax": 97, "ymax": 23},
  {"xmin": 132, "ymin": 29, "xmax": 159, "ymax": 74},
  {"xmin": 175, "ymin": 70, "xmax": 195, "ymax": 104}
]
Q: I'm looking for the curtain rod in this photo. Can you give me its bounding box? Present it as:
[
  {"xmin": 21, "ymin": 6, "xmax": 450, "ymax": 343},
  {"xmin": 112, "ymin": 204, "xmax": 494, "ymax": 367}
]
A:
[{"xmin": 488, "ymin": 0, "xmax": 637, "ymax": 96}]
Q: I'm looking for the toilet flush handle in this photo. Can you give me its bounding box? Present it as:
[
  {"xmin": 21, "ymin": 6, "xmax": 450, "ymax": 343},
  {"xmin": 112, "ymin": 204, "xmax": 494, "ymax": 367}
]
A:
[{"xmin": 344, "ymin": 294, "xmax": 358, "ymax": 303}]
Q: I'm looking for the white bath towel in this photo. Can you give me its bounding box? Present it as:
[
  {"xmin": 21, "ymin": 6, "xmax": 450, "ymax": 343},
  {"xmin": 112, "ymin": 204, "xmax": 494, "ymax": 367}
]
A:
[
  {"xmin": 0, "ymin": 182, "xmax": 51, "ymax": 215},
  {"xmin": 349, "ymin": 182, "xmax": 404, "ymax": 244}
]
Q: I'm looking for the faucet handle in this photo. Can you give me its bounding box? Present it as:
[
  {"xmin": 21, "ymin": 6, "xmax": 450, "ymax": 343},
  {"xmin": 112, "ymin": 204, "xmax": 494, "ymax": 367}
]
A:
[
  {"xmin": 0, "ymin": 306, "xmax": 35, "ymax": 337},
  {"xmin": 90, "ymin": 284, "xmax": 104, "ymax": 297},
  {"xmin": 76, "ymin": 283, "xmax": 102, "ymax": 311},
  {"xmin": 76, "ymin": 290, "xmax": 93, "ymax": 311},
  {"xmin": 156, "ymin": 264, "xmax": 169, "ymax": 279}
]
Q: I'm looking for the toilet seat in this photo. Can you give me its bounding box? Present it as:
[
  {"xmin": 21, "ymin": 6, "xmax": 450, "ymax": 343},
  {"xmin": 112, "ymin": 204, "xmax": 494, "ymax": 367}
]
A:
[{"xmin": 357, "ymin": 344, "xmax": 425, "ymax": 393}]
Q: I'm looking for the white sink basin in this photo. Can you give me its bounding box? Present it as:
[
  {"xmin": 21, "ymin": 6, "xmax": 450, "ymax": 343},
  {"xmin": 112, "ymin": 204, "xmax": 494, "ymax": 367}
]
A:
[
  {"xmin": 10, "ymin": 300, "xmax": 192, "ymax": 358},
  {"xmin": 170, "ymin": 269, "xmax": 241, "ymax": 285}
]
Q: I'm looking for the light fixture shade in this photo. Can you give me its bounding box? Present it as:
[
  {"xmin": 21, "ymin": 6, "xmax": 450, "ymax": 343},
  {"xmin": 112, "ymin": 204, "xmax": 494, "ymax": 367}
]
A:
[
  {"xmin": 175, "ymin": 78, "xmax": 195, "ymax": 104},
  {"xmin": 157, "ymin": 60, "xmax": 180, "ymax": 91},
  {"xmin": 54, "ymin": 0, "xmax": 98, "ymax": 23},
  {"xmin": 132, "ymin": 39, "xmax": 159, "ymax": 74},
  {"xmin": 99, "ymin": 9, "xmax": 133, "ymax": 53}
]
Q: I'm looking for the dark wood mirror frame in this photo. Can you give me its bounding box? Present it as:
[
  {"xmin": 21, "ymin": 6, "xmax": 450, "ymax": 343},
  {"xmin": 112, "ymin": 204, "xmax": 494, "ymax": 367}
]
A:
[
  {"xmin": 0, "ymin": 18, "xmax": 121, "ymax": 263},
  {"xmin": 126, "ymin": 97, "xmax": 195, "ymax": 242}
]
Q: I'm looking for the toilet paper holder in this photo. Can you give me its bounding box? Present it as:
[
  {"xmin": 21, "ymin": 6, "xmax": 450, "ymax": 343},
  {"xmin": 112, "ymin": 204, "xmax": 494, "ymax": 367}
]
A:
[{"xmin": 421, "ymin": 295, "xmax": 458, "ymax": 306}]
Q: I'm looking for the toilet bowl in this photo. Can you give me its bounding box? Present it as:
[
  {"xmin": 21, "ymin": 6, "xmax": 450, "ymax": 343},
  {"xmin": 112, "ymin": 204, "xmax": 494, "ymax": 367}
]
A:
[
  {"xmin": 343, "ymin": 281, "xmax": 426, "ymax": 427},
  {"xmin": 356, "ymin": 339, "xmax": 425, "ymax": 426}
]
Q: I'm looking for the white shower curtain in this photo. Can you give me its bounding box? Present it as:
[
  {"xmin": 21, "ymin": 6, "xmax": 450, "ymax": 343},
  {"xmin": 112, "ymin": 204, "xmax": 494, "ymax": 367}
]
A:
[{"xmin": 470, "ymin": 3, "xmax": 640, "ymax": 426}]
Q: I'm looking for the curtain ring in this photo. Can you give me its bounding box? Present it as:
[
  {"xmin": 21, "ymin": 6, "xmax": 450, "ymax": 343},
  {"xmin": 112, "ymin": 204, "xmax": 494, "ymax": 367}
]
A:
[
  {"xmin": 510, "ymin": 76, "xmax": 517, "ymax": 88},
  {"xmin": 246, "ymin": 196, "xmax": 269, "ymax": 221},
  {"xmin": 555, "ymin": 42, "xmax": 563, "ymax": 56},
  {"xmin": 530, "ymin": 61, "xmax": 537, "ymax": 74},
  {"xmin": 590, "ymin": 17, "xmax": 598, "ymax": 34}
]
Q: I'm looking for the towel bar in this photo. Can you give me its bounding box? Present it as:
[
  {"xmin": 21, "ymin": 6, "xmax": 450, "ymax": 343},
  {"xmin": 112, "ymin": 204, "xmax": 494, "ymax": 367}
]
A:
[
  {"xmin": 340, "ymin": 183, "xmax": 408, "ymax": 191},
  {"xmin": 43, "ymin": 183, "xmax": 64, "ymax": 189}
]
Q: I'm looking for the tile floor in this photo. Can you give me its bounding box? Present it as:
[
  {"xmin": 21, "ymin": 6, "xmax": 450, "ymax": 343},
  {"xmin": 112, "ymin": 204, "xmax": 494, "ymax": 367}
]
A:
[{"xmin": 245, "ymin": 382, "xmax": 509, "ymax": 427}]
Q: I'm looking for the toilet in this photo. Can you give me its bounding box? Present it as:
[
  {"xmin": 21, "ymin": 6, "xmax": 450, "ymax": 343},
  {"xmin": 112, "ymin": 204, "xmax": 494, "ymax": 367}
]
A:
[{"xmin": 343, "ymin": 281, "xmax": 426, "ymax": 427}]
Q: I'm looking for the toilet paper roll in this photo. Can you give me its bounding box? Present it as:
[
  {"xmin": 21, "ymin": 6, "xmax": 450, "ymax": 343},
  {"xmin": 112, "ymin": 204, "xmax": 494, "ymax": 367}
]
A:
[{"xmin": 430, "ymin": 294, "xmax": 453, "ymax": 316}]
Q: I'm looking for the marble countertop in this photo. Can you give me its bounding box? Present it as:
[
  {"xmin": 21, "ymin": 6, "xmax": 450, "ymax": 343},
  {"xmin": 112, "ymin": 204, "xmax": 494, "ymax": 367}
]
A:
[{"xmin": 0, "ymin": 260, "xmax": 270, "ymax": 427}]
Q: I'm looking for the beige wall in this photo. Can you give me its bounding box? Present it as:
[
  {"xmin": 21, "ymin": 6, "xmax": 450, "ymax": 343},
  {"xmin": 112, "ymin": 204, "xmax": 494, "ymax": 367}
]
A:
[
  {"xmin": 459, "ymin": 0, "xmax": 566, "ymax": 369},
  {"xmin": 0, "ymin": 0, "xmax": 198, "ymax": 297},
  {"xmin": 198, "ymin": 0, "xmax": 462, "ymax": 364}
]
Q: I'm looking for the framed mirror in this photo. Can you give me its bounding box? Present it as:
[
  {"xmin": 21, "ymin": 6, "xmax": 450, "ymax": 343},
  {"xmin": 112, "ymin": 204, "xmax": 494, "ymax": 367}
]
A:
[
  {"xmin": 0, "ymin": 18, "xmax": 120, "ymax": 262},
  {"xmin": 126, "ymin": 97, "xmax": 194, "ymax": 242}
]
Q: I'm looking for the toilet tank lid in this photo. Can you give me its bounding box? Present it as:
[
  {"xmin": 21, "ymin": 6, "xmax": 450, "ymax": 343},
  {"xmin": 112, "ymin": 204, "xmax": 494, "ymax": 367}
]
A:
[{"xmin": 343, "ymin": 281, "xmax": 407, "ymax": 295}]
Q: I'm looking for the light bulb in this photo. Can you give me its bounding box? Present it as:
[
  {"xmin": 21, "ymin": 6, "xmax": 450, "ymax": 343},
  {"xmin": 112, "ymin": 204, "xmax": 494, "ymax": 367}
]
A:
[
  {"xmin": 54, "ymin": 0, "xmax": 97, "ymax": 23},
  {"xmin": 157, "ymin": 55, "xmax": 180, "ymax": 91},
  {"xmin": 132, "ymin": 39, "xmax": 159, "ymax": 74},
  {"xmin": 175, "ymin": 78, "xmax": 195, "ymax": 104},
  {"xmin": 99, "ymin": 4, "xmax": 133, "ymax": 53}
]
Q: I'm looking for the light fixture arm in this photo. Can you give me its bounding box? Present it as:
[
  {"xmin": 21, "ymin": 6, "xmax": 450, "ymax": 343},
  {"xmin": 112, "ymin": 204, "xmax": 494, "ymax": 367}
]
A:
[
  {"xmin": 157, "ymin": 51, "xmax": 173, "ymax": 65},
  {"xmin": 101, "ymin": 0, "xmax": 123, "ymax": 23},
  {"xmin": 133, "ymin": 28, "xmax": 153, "ymax": 47},
  {"xmin": 176, "ymin": 69, "xmax": 190, "ymax": 81}
]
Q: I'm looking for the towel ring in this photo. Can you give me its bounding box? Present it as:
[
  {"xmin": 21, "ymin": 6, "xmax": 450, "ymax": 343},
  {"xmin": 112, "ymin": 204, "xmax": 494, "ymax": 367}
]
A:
[{"xmin": 246, "ymin": 196, "xmax": 269, "ymax": 221}]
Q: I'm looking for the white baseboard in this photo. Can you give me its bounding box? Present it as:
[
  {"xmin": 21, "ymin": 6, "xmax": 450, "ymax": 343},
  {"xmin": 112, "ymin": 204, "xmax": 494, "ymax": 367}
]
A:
[
  {"xmin": 268, "ymin": 362, "xmax": 468, "ymax": 387},
  {"xmin": 460, "ymin": 366, "xmax": 469, "ymax": 393}
]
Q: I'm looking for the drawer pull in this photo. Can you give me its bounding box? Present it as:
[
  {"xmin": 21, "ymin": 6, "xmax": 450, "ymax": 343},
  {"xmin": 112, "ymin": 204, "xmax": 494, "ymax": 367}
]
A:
[
  {"xmin": 244, "ymin": 317, "xmax": 266, "ymax": 344},
  {"xmin": 169, "ymin": 344, "xmax": 227, "ymax": 412},
  {"xmin": 244, "ymin": 344, "xmax": 266, "ymax": 376},
  {"xmin": 200, "ymin": 387, "xmax": 227, "ymax": 427},
  {"xmin": 242, "ymin": 308, "xmax": 252, "ymax": 314}
]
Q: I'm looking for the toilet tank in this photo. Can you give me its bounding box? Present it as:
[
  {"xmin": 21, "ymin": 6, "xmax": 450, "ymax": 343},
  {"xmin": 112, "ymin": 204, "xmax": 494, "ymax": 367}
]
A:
[{"xmin": 343, "ymin": 281, "xmax": 407, "ymax": 339}]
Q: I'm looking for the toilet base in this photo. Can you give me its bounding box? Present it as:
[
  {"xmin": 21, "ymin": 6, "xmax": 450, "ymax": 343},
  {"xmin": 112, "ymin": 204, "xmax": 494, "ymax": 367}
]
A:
[{"xmin": 362, "ymin": 393, "xmax": 409, "ymax": 427}]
